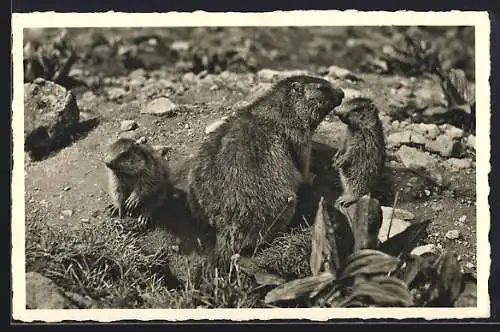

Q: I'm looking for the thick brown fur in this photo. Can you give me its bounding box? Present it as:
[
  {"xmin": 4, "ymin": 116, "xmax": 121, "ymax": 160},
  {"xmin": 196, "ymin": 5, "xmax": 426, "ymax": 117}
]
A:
[
  {"xmin": 333, "ymin": 97, "xmax": 386, "ymax": 208},
  {"xmin": 187, "ymin": 75, "xmax": 345, "ymax": 270},
  {"xmin": 104, "ymin": 138, "xmax": 173, "ymax": 226}
]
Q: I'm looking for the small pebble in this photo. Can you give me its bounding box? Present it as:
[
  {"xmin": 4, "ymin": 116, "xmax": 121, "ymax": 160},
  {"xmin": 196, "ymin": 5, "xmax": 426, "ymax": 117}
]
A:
[
  {"xmin": 445, "ymin": 229, "xmax": 460, "ymax": 240},
  {"xmin": 465, "ymin": 262, "xmax": 474, "ymax": 269},
  {"xmin": 152, "ymin": 145, "xmax": 171, "ymax": 156},
  {"xmin": 205, "ymin": 117, "xmax": 228, "ymax": 135},
  {"xmin": 62, "ymin": 186, "xmax": 71, "ymax": 191},
  {"xmin": 431, "ymin": 204, "xmax": 443, "ymax": 212},
  {"xmin": 444, "ymin": 125, "xmax": 464, "ymax": 139},
  {"xmin": 411, "ymin": 244, "xmax": 438, "ymax": 256},
  {"xmin": 424, "ymin": 189, "xmax": 431, "ymax": 196},
  {"xmin": 171, "ymin": 40, "xmax": 190, "ymax": 52},
  {"xmin": 136, "ymin": 136, "xmax": 147, "ymax": 144},
  {"xmin": 62, "ymin": 209, "xmax": 74, "ymax": 217},
  {"xmin": 142, "ymin": 97, "xmax": 178, "ymax": 116},
  {"xmin": 466, "ymin": 134, "xmax": 476, "ymax": 150},
  {"xmin": 107, "ymin": 87, "xmax": 127, "ymax": 100},
  {"xmin": 459, "ymin": 215, "xmax": 467, "ymax": 223},
  {"xmin": 120, "ymin": 120, "xmax": 138, "ymax": 132}
]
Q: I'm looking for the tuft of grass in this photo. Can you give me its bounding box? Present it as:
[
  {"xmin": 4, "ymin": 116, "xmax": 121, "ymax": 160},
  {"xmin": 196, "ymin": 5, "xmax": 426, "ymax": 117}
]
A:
[
  {"xmin": 26, "ymin": 218, "xmax": 178, "ymax": 307},
  {"xmin": 25, "ymin": 218, "xmax": 265, "ymax": 308},
  {"xmin": 253, "ymin": 227, "xmax": 312, "ymax": 280}
]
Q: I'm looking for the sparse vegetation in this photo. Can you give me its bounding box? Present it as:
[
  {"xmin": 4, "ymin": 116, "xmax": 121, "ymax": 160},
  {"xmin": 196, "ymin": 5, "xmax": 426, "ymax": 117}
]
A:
[
  {"xmin": 26, "ymin": 217, "xmax": 268, "ymax": 308},
  {"xmin": 23, "ymin": 29, "xmax": 77, "ymax": 87},
  {"xmin": 23, "ymin": 26, "xmax": 477, "ymax": 310},
  {"xmin": 259, "ymin": 197, "xmax": 476, "ymax": 308}
]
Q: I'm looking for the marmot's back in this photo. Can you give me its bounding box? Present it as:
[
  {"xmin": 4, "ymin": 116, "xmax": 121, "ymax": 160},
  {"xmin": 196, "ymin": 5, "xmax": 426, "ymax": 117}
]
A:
[{"xmin": 189, "ymin": 112, "xmax": 302, "ymax": 228}]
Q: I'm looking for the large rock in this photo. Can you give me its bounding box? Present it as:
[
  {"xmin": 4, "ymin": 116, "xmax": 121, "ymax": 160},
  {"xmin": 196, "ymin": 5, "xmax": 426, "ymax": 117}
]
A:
[
  {"xmin": 26, "ymin": 272, "xmax": 76, "ymax": 309},
  {"xmin": 425, "ymin": 134, "xmax": 466, "ymax": 158},
  {"xmin": 387, "ymin": 131, "xmax": 411, "ymax": 148},
  {"xmin": 413, "ymin": 123, "xmax": 441, "ymax": 140},
  {"xmin": 257, "ymin": 68, "xmax": 310, "ymax": 83},
  {"xmin": 326, "ymin": 65, "xmax": 360, "ymax": 81},
  {"xmin": 314, "ymin": 120, "xmax": 346, "ymax": 147},
  {"xmin": 396, "ymin": 146, "xmax": 449, "ymax": 187},
  {"xmin": 442, "ymin": 124, "xmax": 465, "ymax": 140},
  {"xmin": 441, "ymin": 157, "xmax": 473, "ymax": 171},
  {"xmin": 466, "ymin": 134, "xmax": 476, "ymax": 151},
  {"xmin": 378, "ymin": 218, "xmax": 411, "ymax": 242},
  {"xmin": 24, "ymin": 78, "xmax": 80, "ymax": 155}
]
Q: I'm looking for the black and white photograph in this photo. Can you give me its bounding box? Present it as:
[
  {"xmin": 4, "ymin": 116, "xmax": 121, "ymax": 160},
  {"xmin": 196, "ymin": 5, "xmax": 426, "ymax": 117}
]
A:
[{"xmin": 11, "ymin": 11, "xmax": 491, "ymax": 321}]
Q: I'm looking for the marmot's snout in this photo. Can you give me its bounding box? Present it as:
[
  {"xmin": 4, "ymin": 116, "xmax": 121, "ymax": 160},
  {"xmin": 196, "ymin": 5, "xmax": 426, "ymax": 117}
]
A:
[
  {"xmin": 320, "ymin": 83, "xmax": 344, "ymax": 109},
  {"xmin": 104, "ymin": 160, "xmax": 115, "ymax": 169},
  {"xmin": 331, "ymin": 86, "xmax": 345, "ymax": 106},
  {"xmin": 103, "ymin": 153, "xmax": 117, "ymax": 170}
]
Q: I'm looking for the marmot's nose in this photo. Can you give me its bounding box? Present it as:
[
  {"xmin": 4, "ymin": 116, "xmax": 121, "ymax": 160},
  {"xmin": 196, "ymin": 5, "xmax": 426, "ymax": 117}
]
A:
[
  {"xmin": 104, "ymin": 160, "xmax": 114, "ymax": 169},
  {"xmin": 331, "ymin": 87, "xmax": 344, "ymax": 106},
  {"xmin": 335, "ymin": 87, "xmax": 345, "ymax": 100}
]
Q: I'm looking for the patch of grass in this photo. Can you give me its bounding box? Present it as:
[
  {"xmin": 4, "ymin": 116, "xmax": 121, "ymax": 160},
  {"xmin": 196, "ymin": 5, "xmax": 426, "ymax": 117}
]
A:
[
  {"xmin": 25, "ymin": 218, "xmax": 264, "ymax": 308},
  {"xmin": 253, "ymin": 226, "xmax": 312, "ymax": 280}
]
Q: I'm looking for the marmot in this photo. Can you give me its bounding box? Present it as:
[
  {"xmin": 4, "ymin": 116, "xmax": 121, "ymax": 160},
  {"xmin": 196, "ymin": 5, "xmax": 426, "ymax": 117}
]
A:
[
  {"xmin": 187, "ymin": 75, "xmax": 345, "ymax": 269},
  {"xmin": 332, "ymin": 97, "xmax": 386, "ymax": 208},
  {"xmin": 104, "ymin": 138, "xmax": 173, "ymax": 226}
]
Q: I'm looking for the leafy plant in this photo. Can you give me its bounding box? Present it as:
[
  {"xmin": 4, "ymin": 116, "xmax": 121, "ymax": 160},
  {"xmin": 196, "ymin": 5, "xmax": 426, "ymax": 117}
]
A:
[
  {"xmin": 23, "ymin": 29, "xmax": 77, "ymax": 86},
  {"xmin": 261, "ymin": 196, "xmax": 477, "ymax": 308},
  {"xmin": 382, "ymin": 30, "xmax": 476, "ymax": 134}
]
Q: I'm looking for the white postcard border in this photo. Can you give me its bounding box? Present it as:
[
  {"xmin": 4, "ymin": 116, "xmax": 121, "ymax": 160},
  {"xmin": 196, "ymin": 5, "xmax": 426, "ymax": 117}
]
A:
[{"xmin": 11, "ymin": 10, "xmax": 491, "ymax": 322}]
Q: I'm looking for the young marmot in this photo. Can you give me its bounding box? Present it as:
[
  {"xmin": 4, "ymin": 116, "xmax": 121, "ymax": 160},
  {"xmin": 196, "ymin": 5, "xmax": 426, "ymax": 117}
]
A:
[
  {"xmin": 187, "ymin": 75, "xmax": 345, "ymax": 269},
  {"xmin": 332, "ymin": 97, "xmax": 386, "ymax": 208},
  {"xmin": 104, "ymin": 138, "xmax": 173, "ymax": 226}
]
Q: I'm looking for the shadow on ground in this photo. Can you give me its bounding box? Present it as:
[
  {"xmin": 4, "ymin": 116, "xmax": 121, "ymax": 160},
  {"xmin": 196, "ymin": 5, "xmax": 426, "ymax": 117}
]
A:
[{"xmin": 27, "ymin": 117, "xmax": 101, "ymax": 161}]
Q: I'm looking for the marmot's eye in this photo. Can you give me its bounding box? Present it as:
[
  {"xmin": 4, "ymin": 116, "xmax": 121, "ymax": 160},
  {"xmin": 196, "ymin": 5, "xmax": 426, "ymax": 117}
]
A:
[{"xmin": 291, "ymin": 81, "xmax": 304, "ymax": 93}]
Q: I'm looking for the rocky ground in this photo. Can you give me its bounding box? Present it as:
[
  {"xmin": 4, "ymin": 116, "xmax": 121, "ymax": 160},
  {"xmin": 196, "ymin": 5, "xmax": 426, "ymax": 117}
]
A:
[{"xmin": 22, "ymin": 27, "xmax": 477, "ymax": 309}]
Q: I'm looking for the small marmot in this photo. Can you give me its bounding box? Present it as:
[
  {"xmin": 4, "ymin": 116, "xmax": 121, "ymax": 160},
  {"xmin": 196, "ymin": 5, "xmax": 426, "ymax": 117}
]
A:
[
  {"xmin": 104, "ymin": 138, "xmax": 173, "ymax": 226},
  {"xmin": 332, "ymin": 97, "xmax": 386, "ymax": 208},
  {"xmin": 187, "ymin": 75, "xmax": 345, "ymax": 269}
]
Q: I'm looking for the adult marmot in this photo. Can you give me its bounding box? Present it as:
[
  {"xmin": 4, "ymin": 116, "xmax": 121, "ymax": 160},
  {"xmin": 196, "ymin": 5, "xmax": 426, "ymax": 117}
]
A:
[{"xmin": 187, "ymin": 75, "xmax": 345, "ymax": 269}]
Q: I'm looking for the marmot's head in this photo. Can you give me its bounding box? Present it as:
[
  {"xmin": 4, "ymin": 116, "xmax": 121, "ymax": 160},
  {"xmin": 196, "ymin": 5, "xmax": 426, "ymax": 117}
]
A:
[
  {"xmin": 104, "ymin": 138, "xmax": 148, "ymax": 175},
  {"xmin": 273, "ymin": 75, "xmax": 345, "ymax": 130},
  {"xmin": 333, "ymin": 97, "xmax": 382, "ymax": 131}
]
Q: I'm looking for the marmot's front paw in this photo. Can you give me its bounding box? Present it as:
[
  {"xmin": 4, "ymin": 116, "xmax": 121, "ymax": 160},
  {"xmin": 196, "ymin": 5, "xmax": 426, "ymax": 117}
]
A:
[
  {"xmin": 125, "ymin": 192, "xmax": 140, "ymax": 212},
  {"xmin": 107, "ymin": 204, "xmax": 124, "ymax": 218},
  {"xmin": 137, "ymin": 212, "xmax": 152, "ymax": 227},
  {"xmin": 335, "ymin": 194, "xmax": 358, "ymax": 209}
]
